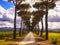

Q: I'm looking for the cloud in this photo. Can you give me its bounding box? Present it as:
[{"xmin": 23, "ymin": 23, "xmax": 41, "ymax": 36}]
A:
[
  {"xmin": 0, "ymin": 6, "xmax": 14, "ymax": 22},
  {"xmin": 48, "ymin": 10, "xmax": 60, "ymax": 22},
  {"xmin": 0, "ymin": 5, "xmax": 20, "ymax": 28},
  {"xmin": 0, "ymin": 1, "xmax": 60, "ymax": 29},
  {"xmin": 48, "ymin": 15, "xmax": 60, "ymax": 22},
  {"xmin": 3, "ymin": 0, "xmax": 8, "ymax": 1},
  {"xmin": 48, "ymin": 1, "xmax": 60, "ymax": 22},
  {"xmin": 0, "ymin": 21, "xmax": 13, "ymax": 28},
  {"xmin": 39, "ymin": 22, "xmax": 60, "ymax": 29},
  {"xmin": 24, "ymin": 0, "xmax": 40, "ymax": 6},
  {"xmin": 38, "ymin": 1, "xmax": 60, "ymax": 29},
  {"xmin": 0, "ymin": 14, "xmax": 3, "ymax": 18},
  {"xmin": 48, "ymin": 22, "xmax": 60, "ymax": 29}
]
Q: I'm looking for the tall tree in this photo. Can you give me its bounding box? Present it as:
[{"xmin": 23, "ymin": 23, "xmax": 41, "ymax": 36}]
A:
[
  {"xmin": 40, "ymin": 0, "xmax": 44, "ymax": 36},
  {"xmin": 19, "ymin": 18, "xmax": 22, "ymax": 36},
  {"xmin": 44, "ymin": 0, "xmax": 56, "ymax": 40},
  {"xmin": 40, "ymin": 18, "xmax": 44, "ymax": 36},
  {"xmin": 45, "ymin": 0, "xmax": 49, "ymax": 40},
  {"xmin": 32, "ymin": 10, "xmax": 45, "ymax": 34},
  {"xmin": 8, "ymin": 0, "xmax": 25, "ymax": 39},
  {"xmin": 42, "ymin": 0, "xmax": 56, "ymax": 40},
  {"xmin": 33, "ymin": 2, "xmax": 46, "ymax": 35},
  {"xmin": 18, "ymin": 10, "xmax": 31, "ymax": 31},
  {"xmin": 17, "ymin": 3, "xmax": 31, "ymax": 35},
  {"xmin": 33, "ymin": 1, "xmax": 56, "ymax": 40}
]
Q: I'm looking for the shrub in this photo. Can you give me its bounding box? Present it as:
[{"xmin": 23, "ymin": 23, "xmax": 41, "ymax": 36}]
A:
[
  {"xmin": 51, "ymin": 38, "xmax": 57, "ymax": 45},
  {"xmin": 42, "ymin": 34, "xmax": 45, "ymax": 38}
]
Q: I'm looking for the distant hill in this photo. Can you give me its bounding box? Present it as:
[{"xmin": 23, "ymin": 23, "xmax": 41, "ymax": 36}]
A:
[
  {"xmin": 0, "ymin": 27, "xmax": 60, "ymax": 31},
  {"xmin": 0, "ymin": 27, "xmax": 19, "ymax": 30}
]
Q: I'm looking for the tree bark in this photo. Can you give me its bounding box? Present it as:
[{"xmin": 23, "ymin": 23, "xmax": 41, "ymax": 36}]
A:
[
  {"xmin": 13, "ymin": 1, "xmax": 17, "ymax": 39},
  {"xmin": 34, "ymin": 26, "xmax": 36, "ymax": 33},
  {"xmin": 38, "ymin": 23, "xmax": 40, "ymax": 35},
  {"xmin": 45, "ymin": 0, "xmax": 48, "ymax": 40},
  {"xmin": 19, "ymin": 19, "xmax": 22, "ymax": 36},
  {"xmin": 40, "ymin": 18, "xmax": 44, "ymax": 36}
]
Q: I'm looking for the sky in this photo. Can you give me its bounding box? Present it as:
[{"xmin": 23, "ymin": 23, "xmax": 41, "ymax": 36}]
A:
[
  {"xmin": 0, "ymin": 0, "xmax": 60, "ymax": 29},
  {"xmin": 0, "ymin": 0, "xmax": 14, "ymax": 9}
]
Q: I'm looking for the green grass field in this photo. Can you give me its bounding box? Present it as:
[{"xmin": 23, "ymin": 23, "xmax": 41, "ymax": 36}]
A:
[
  {"xmin": 49, "ymin": 32, "xmax": 60, "ymax": 45},
  {"xmin": 0, "ymin": 30, "xmax": 60, "ymax": 45}
]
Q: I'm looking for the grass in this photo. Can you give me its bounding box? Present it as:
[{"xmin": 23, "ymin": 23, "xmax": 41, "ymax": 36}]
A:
[
  {"xmin": 0, "ymin": 30, "xmax": 60, "ymax": 45},
  {"xmin": 48, "ymin": 32, "xmax": 60, "ymax": 45},
  {"xmin": 42, "ymin": 32, "xmax": 60, "ymax": 45},
  {"xmin": 0, "ymin": 30, "xmax": 29, "ymax": 45}
]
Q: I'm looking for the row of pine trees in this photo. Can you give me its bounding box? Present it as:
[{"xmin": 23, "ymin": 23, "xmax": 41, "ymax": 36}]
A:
[{"xmin": 8, "ymin": 0, "xmax": 56, "ymax": 40}]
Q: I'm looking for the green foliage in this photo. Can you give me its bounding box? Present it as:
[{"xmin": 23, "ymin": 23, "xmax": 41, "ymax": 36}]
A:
[
  {"xmin": 32, "ymin": 10, "xmax": 45, "ymax": 27},
  {"xmin": 16, "ymin": 3, "xmax": 31, "ymax": 10},
  {"xmin": 48, "ymin": 2, "xmax": 56, "ymax": 9},
  {"xmin": 51, "ymin": 38, "xmax": 57, "ymax": 45},
  {"xmin": 18, "ymin": 10, "xmax": 31, "ymax": 16},
  {"xmin": 42, "ymin": 34, "xmax": 46, "ymax": 38},
  {"xmin": 33, "ymin": 1, "xmax": 56, "ymax": 10},
  {"xmin": 32, "ymin": 1, "xmax": 56, "ymax": 28},
  {"xmin": 17, "ymin": 0, "xmax": 56, "ymax": 30},
  {"xmin": 17, "ymin": 3, "xmax": 31, "ymax": 29},
  {"xmin": 33, "ymin": 2, "xmax": 41, "ymax": 9},
  {"xmin": 32, "ymin": 10, "xmax": 45, "ymax": 16},
  {"xmin": 18, "ymin": 10, "xmax": 31, "ymax": 28},
  {"xmin": 33, "ymin": 1, "xmax": 47, "ymax": 9}
]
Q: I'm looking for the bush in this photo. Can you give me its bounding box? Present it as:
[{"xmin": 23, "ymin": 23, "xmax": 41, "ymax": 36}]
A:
[
  {"xmin": 42, "ymin": 34, "xmax": 45, "ymax": 38},
  {"xmin": 51, "ymin": 38, "xmax": 57, "ymax": 45}
]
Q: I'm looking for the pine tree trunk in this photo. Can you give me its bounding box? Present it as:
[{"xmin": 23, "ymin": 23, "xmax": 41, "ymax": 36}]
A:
[
  {"xmin": 40, "ymin": 18, "xmax": 44, "ymax": 36},
  {"xmin": 38, "ymin": 23, "xmax": 40, "ymax": 35},
  {"xmin": 19, "ymin": 19, "xmax": 22, "ymax": 36},
  {"xmin": 45, "ymin": 0, "xmax": 48, "ymax": 40},
  {"xmin": 34, "ymin": 26, "xmax": 36, "ymax": 33},
  {"xmin": 13, "ymin": 2, "xmax": 17, "ymax": 39}
]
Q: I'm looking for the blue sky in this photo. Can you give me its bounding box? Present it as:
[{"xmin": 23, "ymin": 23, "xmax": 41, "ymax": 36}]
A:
[{"xmin": 0, "ymin": 0, "xmax": 14, "ymax": 9}]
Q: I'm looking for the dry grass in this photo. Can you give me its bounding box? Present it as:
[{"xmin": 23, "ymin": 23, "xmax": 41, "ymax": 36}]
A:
[{"xmin": 0, "ymin": 31, "xmax": 60, "ymax": 45}]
